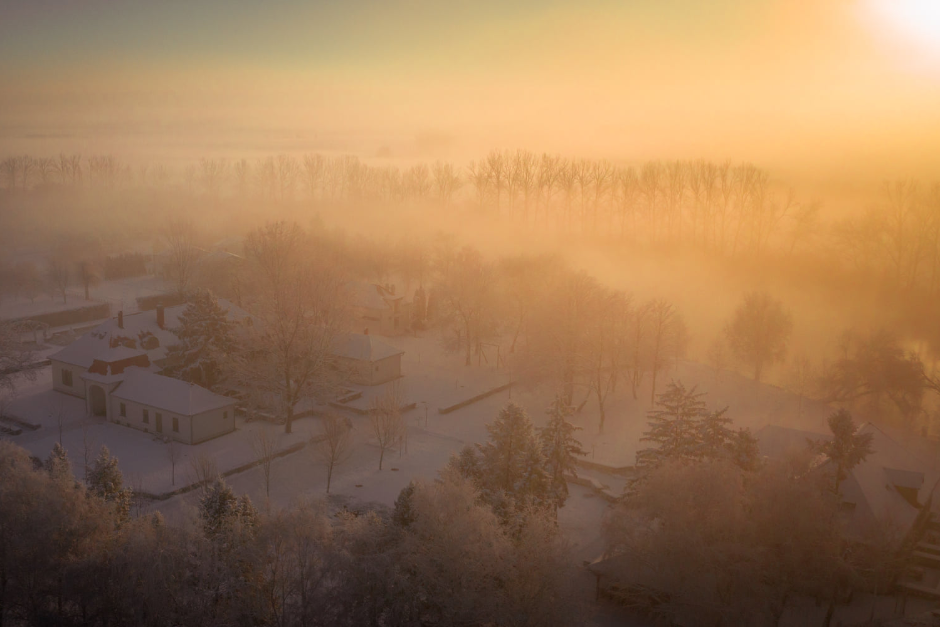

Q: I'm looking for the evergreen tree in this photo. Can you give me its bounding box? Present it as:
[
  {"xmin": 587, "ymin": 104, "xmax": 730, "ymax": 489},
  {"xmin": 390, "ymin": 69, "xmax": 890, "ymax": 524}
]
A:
[
  {"xmin": 477, "ymin": 402, "xmax": 548, "ymax": 505},
  {"xmin": 392, "ymin": 480, "xmax": 418, "ymax": 528},
  {"xmin": 45, "ymin": 441, "xmax": 73, "ymax": 484},
  {"xmin": 813, "ymin": 409, "xmax": 874, "ymax": 494},
  {"xmin": 539, "ymin": 397, "xmax": 587, "ymax": 510},
  {"xmin": 164, "ymin": 290, "xmax": 236, "ymax": 391},
  {"xmin": 200, "ymin": 479, "xmax": 258, "ymax": 540},
  {"xmin": 637, "ymin": 381, "xmax": 707, "ymax": 468},
  {"xmin": 87, "ymin": 445, "xmax": 132, "ymax": 521},
  {"xmin": 729, "ymin": 428, "xmax": 762, "ymax": 471},
  {"xmin": 697, "ymin": 407, "xmax": 733, "ymax": 460}
]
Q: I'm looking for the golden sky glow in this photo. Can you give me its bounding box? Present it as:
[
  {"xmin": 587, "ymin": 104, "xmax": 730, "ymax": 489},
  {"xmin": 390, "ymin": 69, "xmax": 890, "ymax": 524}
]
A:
[{"xmin": 1, "ymin": 0, "xmax": 938, "ymax": 178}]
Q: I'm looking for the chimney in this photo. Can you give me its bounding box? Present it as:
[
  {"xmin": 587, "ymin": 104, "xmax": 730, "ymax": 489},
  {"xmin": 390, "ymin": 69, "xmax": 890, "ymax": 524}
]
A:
[
  {"xmin": 363, "ymin": 328, "xmax": 369, "ymax": 335},
  {"xmin": 117, "ymin": 311, "xmax": 123, "ymax": 329},
  {"xmin": 156, "ymin": 305, "xmax": 165, "ymax": 330}
]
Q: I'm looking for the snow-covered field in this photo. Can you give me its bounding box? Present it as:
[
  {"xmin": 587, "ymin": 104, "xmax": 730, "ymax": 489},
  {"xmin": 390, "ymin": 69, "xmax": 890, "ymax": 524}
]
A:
[
  {"xmin": 1, "ymin": 275, "xmax": 173, "ymax": 323},
  {"xmin": 3, "ymin": 328, "xmax": 936, "ymax": 625}
]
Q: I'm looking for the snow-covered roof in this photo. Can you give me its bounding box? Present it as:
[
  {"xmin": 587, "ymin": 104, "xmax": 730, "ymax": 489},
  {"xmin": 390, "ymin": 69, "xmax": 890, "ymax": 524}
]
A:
[
  {"xmin": 111, "ymin": 368, "xmax": 235, "ymax": 416},
  {"xmin": 49, "ymin": 298, "xmax": 250, "ymax": 368},
  {"xmin": 757, "ymin": 423, "xmax": 940, "ymax": 540},
  {"xmin": 332, "ymin": 332, "xmax": 403, "ymax": 362}
]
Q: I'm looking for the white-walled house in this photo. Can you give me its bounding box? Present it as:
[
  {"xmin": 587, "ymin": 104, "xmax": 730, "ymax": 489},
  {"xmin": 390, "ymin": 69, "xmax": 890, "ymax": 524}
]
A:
[
  {"xmin": 108, "ymin": 368, "xmax": 236, "ymax": 444},
  {"xmin": 332, "ymin": 332, "xmax": 404, "ymax": 386},
  {"xmin": 50, "ymin": 300, "xmax": 246, "ymax": 444},
  {"xmin": 51, "ymin": 301, "xmax": 249, "ymax": 400}
]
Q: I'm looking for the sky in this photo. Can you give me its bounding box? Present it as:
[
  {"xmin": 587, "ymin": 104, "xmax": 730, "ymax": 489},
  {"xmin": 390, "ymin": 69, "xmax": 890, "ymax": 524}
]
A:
[{"xmin": 1, "ymin": 0, "xmax": 939, "ymax": 179}]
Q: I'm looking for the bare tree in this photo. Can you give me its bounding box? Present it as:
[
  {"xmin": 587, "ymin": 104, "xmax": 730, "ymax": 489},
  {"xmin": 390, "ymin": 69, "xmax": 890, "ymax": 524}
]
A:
[
  {"xmin": 437, "ymin": 246, "xmax": 497, "ymax": 366},
  {"xmin": 189, "ymin": 452, "xmax": 219, "ymax": 496},
  {"xmin": 706, "ymin": 335, "xmax": 729, "ymax": 383},
  {"xmin": 250, "ymin": 428, "xmax": 279, "ymax": 500},
  {"xmin": 165, "ymin": 437, "xmax": 180, "ymax": 487},
  {"xmin": 237, "ymin": 221, "xmax": 348, "ymax": 434},
  {"xmin": 647, "ymin": 299, "xmax": 683, "ymax": 404},
  {"xmin": 369, "ymin": 383, "xmax": 405, "ymax": 470},
  {"xmin": 76, "ymin": 259, "xmax": 101, "ymax": 301},
  {"xmin": 0, "ymin": 321, "xmax": 36, "ymax": 401},
  {"xmin": 312, "ymin": 413, "xmax": 352, "ymax": 493},
  {"xmin": 163, "ymin": 218, "xmax": 201, "ymax": 298},
  {"xmin": 47, "ymin": 257, "xmax": 70, "ymax": 304},
  {"xmin": 725, "ymin": 292, "xmax": 792, "ymax": 382}
]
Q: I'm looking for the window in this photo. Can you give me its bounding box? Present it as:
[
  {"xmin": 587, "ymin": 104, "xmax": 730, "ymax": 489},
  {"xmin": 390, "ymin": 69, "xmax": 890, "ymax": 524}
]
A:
[
  {"xmin": 223, "ymin": 411, "xmax": 228, "ymax": 420},
  {"xmin": 375, "ymin": 365, "xmax": 380, "ymax": 372},
  {"xmin": 61, "ymin": 369, "xmax": 73, "ymax": 386},
  {"xmin": 155, "ymin": 413, "xmax": 163, "ymax": 434},
  {"xmin": 119, "ymin": 403, "xmax": 126, "ymax": 417},
  {"xmin": 172, "ymin": 417, "xmax": 179, "ymax": 432},
  {"xmin": 143, "ymin": 409, "xmax": 149, "ymax": 423}
]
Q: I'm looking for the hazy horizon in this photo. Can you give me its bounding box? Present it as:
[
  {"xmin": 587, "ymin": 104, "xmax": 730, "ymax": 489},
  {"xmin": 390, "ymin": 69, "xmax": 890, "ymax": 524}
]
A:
[{"xmin": 2, "ymin": 0, "xmax": 940, "ymax": 183}]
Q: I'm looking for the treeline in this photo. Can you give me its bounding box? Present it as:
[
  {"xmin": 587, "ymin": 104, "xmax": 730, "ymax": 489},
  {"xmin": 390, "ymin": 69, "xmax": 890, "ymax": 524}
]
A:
[
  {"xmin": 3, "ymin": 151, "xmax": 939, "ymax": 298},
  {"xmin": 0, "ymin": 439, "xmax": 579, "ymax": 627}
]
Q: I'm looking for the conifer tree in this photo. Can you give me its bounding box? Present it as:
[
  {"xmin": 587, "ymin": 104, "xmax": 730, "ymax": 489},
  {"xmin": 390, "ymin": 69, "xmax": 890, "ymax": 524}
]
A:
[
  {"xmin": 45, "ymin": 441, "xmax": 73, "ymax": 484},
  {"xmin": 164, "ymin": 290, "xmax": 236, "ymax": 391},
  {"xmin": 697, "ymin": 407, "xmax": 733, "ymax": 460},
  {"xmin": 729, "ymin": 428, "xmax": 762, "ymax": 471},
  {"xmin": 813, "ymin": 409, "xmax": 874, "ymax": 494},
  {"xmin": 87, "ymin": 445, "xmax": 132, "ymax": 521},
  {"xmin": 200, "ymin": 479, "xmax": 258, "ymax": 540},
  {"xmin": 477, "ymin": 402, "xmax": 548, "ymax": 503},
  {"xmin": 636, "ymin": 381, "xmax": 707, "ymax": 468},
  {"xmin": 539, "ymin": 397, "xmax": 587, "ymax": 510}
]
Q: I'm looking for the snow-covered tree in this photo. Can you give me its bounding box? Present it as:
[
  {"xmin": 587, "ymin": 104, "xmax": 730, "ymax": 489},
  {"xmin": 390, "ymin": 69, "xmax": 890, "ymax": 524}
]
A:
[
  {"xmin": 725, "ymin": 291, "xmax": 792, "ymax": 382},
  {"xmin": 200, "ymin": 479, "xmax": 258, "ymax": 540},
  {"xmin": 450, "ymin": 402, "xmax": 551, "ymax": 519},
  {"xmin": 164, "ymin": 290, "xmax": 236, "ymax": 391},
  {"xmin": 45, "ymin": 442, "xmax": 73, "ymax": 484},
  {"xmin": 539, "ymin": 398, "xmax": 586, "ymax": 510},
  {"xmin": 87, "ymin": 445, "xmax": 132, "ymax": 522},
  {"xmin": 636, "ymin": 381, "xmax": 707, "ymax": 468},
  {"xmin": 813, "ymin": 409, "xmax": 874, "ymax": 494},
  {"xmin": 697, "ymin": 407, "xmax": 733, "ymax": 459}
]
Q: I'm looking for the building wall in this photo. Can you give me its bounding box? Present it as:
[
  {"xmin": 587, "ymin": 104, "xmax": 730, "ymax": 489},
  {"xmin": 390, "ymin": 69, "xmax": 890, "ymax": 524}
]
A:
[
  {"xmin": 108, "ymin": 394, "xmax": 195, "ymax": 444},
  {"xmin": 52, "ymin": 360, "xmax": 87, "ymax": 398},
  {"xmin": 372, "ymin": 354, "xmax": 402, "ymax": 385},
  {"xmin": 190, "ymin": 406, "xmax": 237, "ymax": 444}
]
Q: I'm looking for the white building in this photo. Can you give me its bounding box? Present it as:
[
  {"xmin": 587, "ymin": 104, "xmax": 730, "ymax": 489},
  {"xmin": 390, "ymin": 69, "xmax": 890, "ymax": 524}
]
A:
[
  {"xmin": 331, "ymin": 332, "xmax": 404, "ymax": 386},
  {"xmin": 50, "ymin": 300, "xmax": 247, "ymax": 444}
]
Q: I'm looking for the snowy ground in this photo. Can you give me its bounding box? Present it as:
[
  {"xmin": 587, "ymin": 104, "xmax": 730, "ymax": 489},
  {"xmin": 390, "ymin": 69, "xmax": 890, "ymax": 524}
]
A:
[
  {"xmin": 1, "ymin": 275, "xmax": 172, "ymax": 323},
  {"xmin": 2, "ymin": 329, "xmax": 935, "ymax": 626}
]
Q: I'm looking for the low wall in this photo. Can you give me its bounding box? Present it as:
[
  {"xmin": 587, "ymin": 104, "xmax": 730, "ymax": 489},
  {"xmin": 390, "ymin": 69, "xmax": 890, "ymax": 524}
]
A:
[
  {"xmin": 10, "ymin": 303, "xmax": 110, "ymax": 328},
  {"xmin": 137, "ymin": 439, "xmax": 311, "ymax": 501},
  {"xmin": 575, "ymin": 458, "xmax": 635, "ymax": 477},
  {"xmin": 135, "ymin": 293, "xmax": 185, "ymax": 311},
  {"xmin": 437, "ymin": 383, "xmax": 512, "ymax": 415}
]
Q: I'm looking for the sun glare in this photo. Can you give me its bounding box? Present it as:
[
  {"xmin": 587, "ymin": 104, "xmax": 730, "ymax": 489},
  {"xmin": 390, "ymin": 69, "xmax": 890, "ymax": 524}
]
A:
[{"xmin": 867, "ymin": 0, "xmax": 940, "ymax": 58}]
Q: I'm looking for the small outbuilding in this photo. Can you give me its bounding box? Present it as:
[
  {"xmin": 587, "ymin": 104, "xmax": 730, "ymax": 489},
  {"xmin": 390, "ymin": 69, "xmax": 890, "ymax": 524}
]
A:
[{"xmin": 331, "ymin": 332, "xmax": 404, "ymax": 386}]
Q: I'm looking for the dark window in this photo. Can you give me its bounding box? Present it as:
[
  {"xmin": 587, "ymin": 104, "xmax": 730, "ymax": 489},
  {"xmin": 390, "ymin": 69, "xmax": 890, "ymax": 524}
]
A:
[
  {"xmin": 375, "ymin": 365, "xmax": 380, "ymax": 372},
  {"xmin": 120, "ymin": 403, "xmax": 126, "ymax": 417},
  {"xmin": 172, "ymin": 417, "xmax": 179, "ymax": 432},
  {"xmin": 223, "ymin": 411, "xmax": 228, "ymax": 420},
  {"xmin": 61, "ymin": 369, "xmax": 73, "ymax": 386},
  {"xmin": 143, "ymin": 409, "xmax": 149, "ymax": 423}
]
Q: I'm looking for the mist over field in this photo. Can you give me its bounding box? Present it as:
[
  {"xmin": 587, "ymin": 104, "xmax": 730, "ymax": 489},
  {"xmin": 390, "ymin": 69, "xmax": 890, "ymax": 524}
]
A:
[{"xmin": 2, "ymin": 1, "xmax": 940, "ymax": 626}]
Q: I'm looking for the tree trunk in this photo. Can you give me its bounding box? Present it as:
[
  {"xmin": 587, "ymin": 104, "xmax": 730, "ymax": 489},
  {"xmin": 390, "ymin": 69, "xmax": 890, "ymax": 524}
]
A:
[
  {"xmin": 379, "ymin": 448, "xmax": 384, "ymax": 471},
  {"xmin": 326, "ymin": 463, "xmax": 333, "ymax": 494},
  {"xmin": 464, "ymin": 319, "xmax": 472, "ymax": 366},
  {"xmin": 284, "ymin": 366, "xmax": 293, "ymax": 434},
  {"xmin": 822, "ymin": 598, "xmax": 835, "ymax": 627}
]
